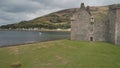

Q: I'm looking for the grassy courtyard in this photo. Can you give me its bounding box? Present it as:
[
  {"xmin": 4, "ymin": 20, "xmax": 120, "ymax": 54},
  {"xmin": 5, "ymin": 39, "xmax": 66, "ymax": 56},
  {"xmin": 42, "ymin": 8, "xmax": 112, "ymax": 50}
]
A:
[{"xmin": 0, "ymin": 40, "xmax": 120, "ymax": 68}]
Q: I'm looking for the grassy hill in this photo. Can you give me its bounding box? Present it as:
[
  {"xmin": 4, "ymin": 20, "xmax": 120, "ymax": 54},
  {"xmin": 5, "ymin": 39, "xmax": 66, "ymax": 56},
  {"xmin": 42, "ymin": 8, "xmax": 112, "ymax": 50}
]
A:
[
  {"xmin": 0, "ymin": 40, "xmax": 120, "ymax": 68},
  {"xmin": 0, "ymin": 6, "xmax": 109, "ymax": 29}
]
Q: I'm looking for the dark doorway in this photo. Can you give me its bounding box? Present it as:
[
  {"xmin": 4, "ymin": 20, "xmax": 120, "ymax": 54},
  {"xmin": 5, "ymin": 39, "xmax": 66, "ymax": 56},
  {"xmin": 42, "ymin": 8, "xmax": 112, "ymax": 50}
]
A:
[{"xmin": 90, "ymin": 37, "xmax": 93, "ymax": 41}]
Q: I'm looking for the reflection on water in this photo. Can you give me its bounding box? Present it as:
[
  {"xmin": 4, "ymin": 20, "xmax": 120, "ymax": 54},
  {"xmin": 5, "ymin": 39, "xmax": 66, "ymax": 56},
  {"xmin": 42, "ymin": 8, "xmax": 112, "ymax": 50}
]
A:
[{"xmin": 0, "ymin": 30, "xmax": 70, "ymax": 46}]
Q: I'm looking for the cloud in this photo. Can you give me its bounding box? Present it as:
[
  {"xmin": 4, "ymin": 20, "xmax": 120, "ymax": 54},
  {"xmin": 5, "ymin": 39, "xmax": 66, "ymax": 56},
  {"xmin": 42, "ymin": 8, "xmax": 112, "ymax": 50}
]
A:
[
  {"xmin": 0, "ymin": 0, "xmax": 120, "ymax": 25},
  {"xmin": 0, "ymin": 0, "xmax": 42, "ymax": 25}
]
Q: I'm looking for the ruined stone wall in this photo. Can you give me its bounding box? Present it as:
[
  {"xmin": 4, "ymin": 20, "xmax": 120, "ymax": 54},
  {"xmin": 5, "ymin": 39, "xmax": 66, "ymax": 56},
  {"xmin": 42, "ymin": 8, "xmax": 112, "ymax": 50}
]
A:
[
  {"xmin": 108, "ymin": 5, "xmax": 118, "ymax": 44},
  {"xmin": 71, "ymin": 3, "xmax": 120, "ymax": 45},
  {"xmin": 71, "ymin": 8, "xmax": 91, "ymax": 41},
  {"xmin": 115, "ymin": 9, "xmax": 120, "ymax": 44},
  {"xmin": 71, "ymin": 4, "xmax": 109, "ymax": 42},
  {"xmin": 90, "ymin": 6, "xmax": 109, "ymax": 42},
  {"xmin": 93, "ymin": 16, "xmax": 109, "ymax": 42}
]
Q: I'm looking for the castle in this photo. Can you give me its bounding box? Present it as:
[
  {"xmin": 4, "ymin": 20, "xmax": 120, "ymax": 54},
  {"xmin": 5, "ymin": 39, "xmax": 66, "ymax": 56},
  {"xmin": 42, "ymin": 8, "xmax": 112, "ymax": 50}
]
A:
[{"xmin": 71, "ymin": 3, "xmax": 120, "ymax": 45}]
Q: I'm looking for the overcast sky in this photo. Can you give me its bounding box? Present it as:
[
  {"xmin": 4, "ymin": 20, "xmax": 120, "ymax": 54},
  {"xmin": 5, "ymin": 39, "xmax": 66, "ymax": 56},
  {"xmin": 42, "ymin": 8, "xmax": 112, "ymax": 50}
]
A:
[{"xmin": 0, "ymin": 0, "xmax": 120, "ymax": 25}]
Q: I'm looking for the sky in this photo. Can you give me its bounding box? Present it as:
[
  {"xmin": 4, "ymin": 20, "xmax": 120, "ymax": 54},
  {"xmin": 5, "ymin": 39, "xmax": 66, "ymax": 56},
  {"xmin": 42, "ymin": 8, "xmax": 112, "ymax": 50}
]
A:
[{"xmin": 0, "ymin": 0, "xmax": 120, "ymax": 26}]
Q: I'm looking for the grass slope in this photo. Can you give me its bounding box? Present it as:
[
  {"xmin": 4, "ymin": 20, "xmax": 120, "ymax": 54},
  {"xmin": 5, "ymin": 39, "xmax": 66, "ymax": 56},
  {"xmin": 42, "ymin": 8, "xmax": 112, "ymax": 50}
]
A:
[{"xmin": 0, "ymin": 40, "xmax": 120, "ymax": 68}]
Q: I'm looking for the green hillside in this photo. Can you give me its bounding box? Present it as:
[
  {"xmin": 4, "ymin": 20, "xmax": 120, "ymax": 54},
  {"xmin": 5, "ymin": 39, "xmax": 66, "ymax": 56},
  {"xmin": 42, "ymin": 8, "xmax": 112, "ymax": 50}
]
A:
[
  {"xmin": 0, "ymin": 6, "xmax": 109, "ymax": 29},
  {"xmin": 0, "ymin": 40, "xmax": 120, "ymax": 68}
]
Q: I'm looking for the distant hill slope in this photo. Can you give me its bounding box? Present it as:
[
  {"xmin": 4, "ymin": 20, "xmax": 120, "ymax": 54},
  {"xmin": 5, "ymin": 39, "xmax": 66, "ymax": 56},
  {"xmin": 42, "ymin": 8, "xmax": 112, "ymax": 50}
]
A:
[{"xmin": 0, "ymin": 6, "xmax": 109, "ymax": 29}]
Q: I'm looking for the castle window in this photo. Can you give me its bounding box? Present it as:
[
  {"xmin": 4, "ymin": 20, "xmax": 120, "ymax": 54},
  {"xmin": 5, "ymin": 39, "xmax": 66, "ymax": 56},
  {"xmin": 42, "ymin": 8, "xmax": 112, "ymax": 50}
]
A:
[
  {"xmin": 90, "ymin": 16, "xmax": 94, "ymax": 24},
  {"xmin": 71, "ymin": 17, "xmax": 75, "ymax": 21},
  {"xmin": 90, "ymin": 37, "xmax": 93, "ymax": 41},
  {"xmin": 91, "ymin": 22, "xmax": 94, "ymax": 25}
]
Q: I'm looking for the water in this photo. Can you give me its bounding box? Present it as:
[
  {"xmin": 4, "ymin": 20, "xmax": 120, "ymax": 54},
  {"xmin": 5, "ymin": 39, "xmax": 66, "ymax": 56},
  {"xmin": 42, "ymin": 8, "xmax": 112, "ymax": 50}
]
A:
[{"xmin": 0, "ymin": 30, "xmax": 70, "ymax": 46}]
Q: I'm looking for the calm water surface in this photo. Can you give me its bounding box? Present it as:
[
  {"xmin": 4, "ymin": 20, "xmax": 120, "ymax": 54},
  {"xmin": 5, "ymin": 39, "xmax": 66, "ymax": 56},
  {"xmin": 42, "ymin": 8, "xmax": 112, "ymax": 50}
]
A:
[{"xmin": 0, "ymin": 30, "xmax": 70, "ymax": 46}]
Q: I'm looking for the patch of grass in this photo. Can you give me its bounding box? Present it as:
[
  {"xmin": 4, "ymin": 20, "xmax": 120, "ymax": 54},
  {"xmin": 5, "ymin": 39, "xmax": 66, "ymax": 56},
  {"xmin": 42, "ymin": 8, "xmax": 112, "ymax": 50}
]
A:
[
  {"xmin": 11, "ymin": 61, "xmax": 21, "ymax": 68},
  {"xmin": 0, "ymin": 40, "xmax": 120, "ymax": 68}
]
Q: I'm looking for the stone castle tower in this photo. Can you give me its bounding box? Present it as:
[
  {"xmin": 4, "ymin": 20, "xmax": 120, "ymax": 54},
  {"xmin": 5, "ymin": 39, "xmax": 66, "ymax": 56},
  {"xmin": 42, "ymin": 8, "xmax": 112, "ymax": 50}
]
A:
[{"xmin": 71, "ymin": 3, "xmax": 120, "ymax": 45}]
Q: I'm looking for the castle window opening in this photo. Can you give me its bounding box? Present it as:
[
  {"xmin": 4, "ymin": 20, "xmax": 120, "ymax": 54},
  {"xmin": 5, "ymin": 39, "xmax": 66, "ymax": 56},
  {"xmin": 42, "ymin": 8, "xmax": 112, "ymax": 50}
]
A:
[
  {"xmin": 90, "ymin": 37, "xmax": 93, "ymax": 41},
  {"xmin": 90, "ymin": 16, "xmax": 94, "ymax": 24}
]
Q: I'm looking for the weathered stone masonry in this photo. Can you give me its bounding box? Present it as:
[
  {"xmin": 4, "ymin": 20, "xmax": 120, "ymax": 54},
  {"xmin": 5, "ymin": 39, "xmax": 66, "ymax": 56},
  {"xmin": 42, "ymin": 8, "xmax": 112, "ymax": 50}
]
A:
[{"xmin": 71, "ymin": 3, "xmax": 120, "ymax": 45}]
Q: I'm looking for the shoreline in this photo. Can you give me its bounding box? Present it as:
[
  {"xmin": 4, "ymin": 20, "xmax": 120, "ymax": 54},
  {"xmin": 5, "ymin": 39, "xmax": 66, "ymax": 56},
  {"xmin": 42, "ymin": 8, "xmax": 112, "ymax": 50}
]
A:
[
  {"xmin": 0, "ymin": 39, "xmax": 65, "ymax": 48},
  {"xmin": 0, "ymin": 29, "xmax": 71, "ymax": 32}
]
